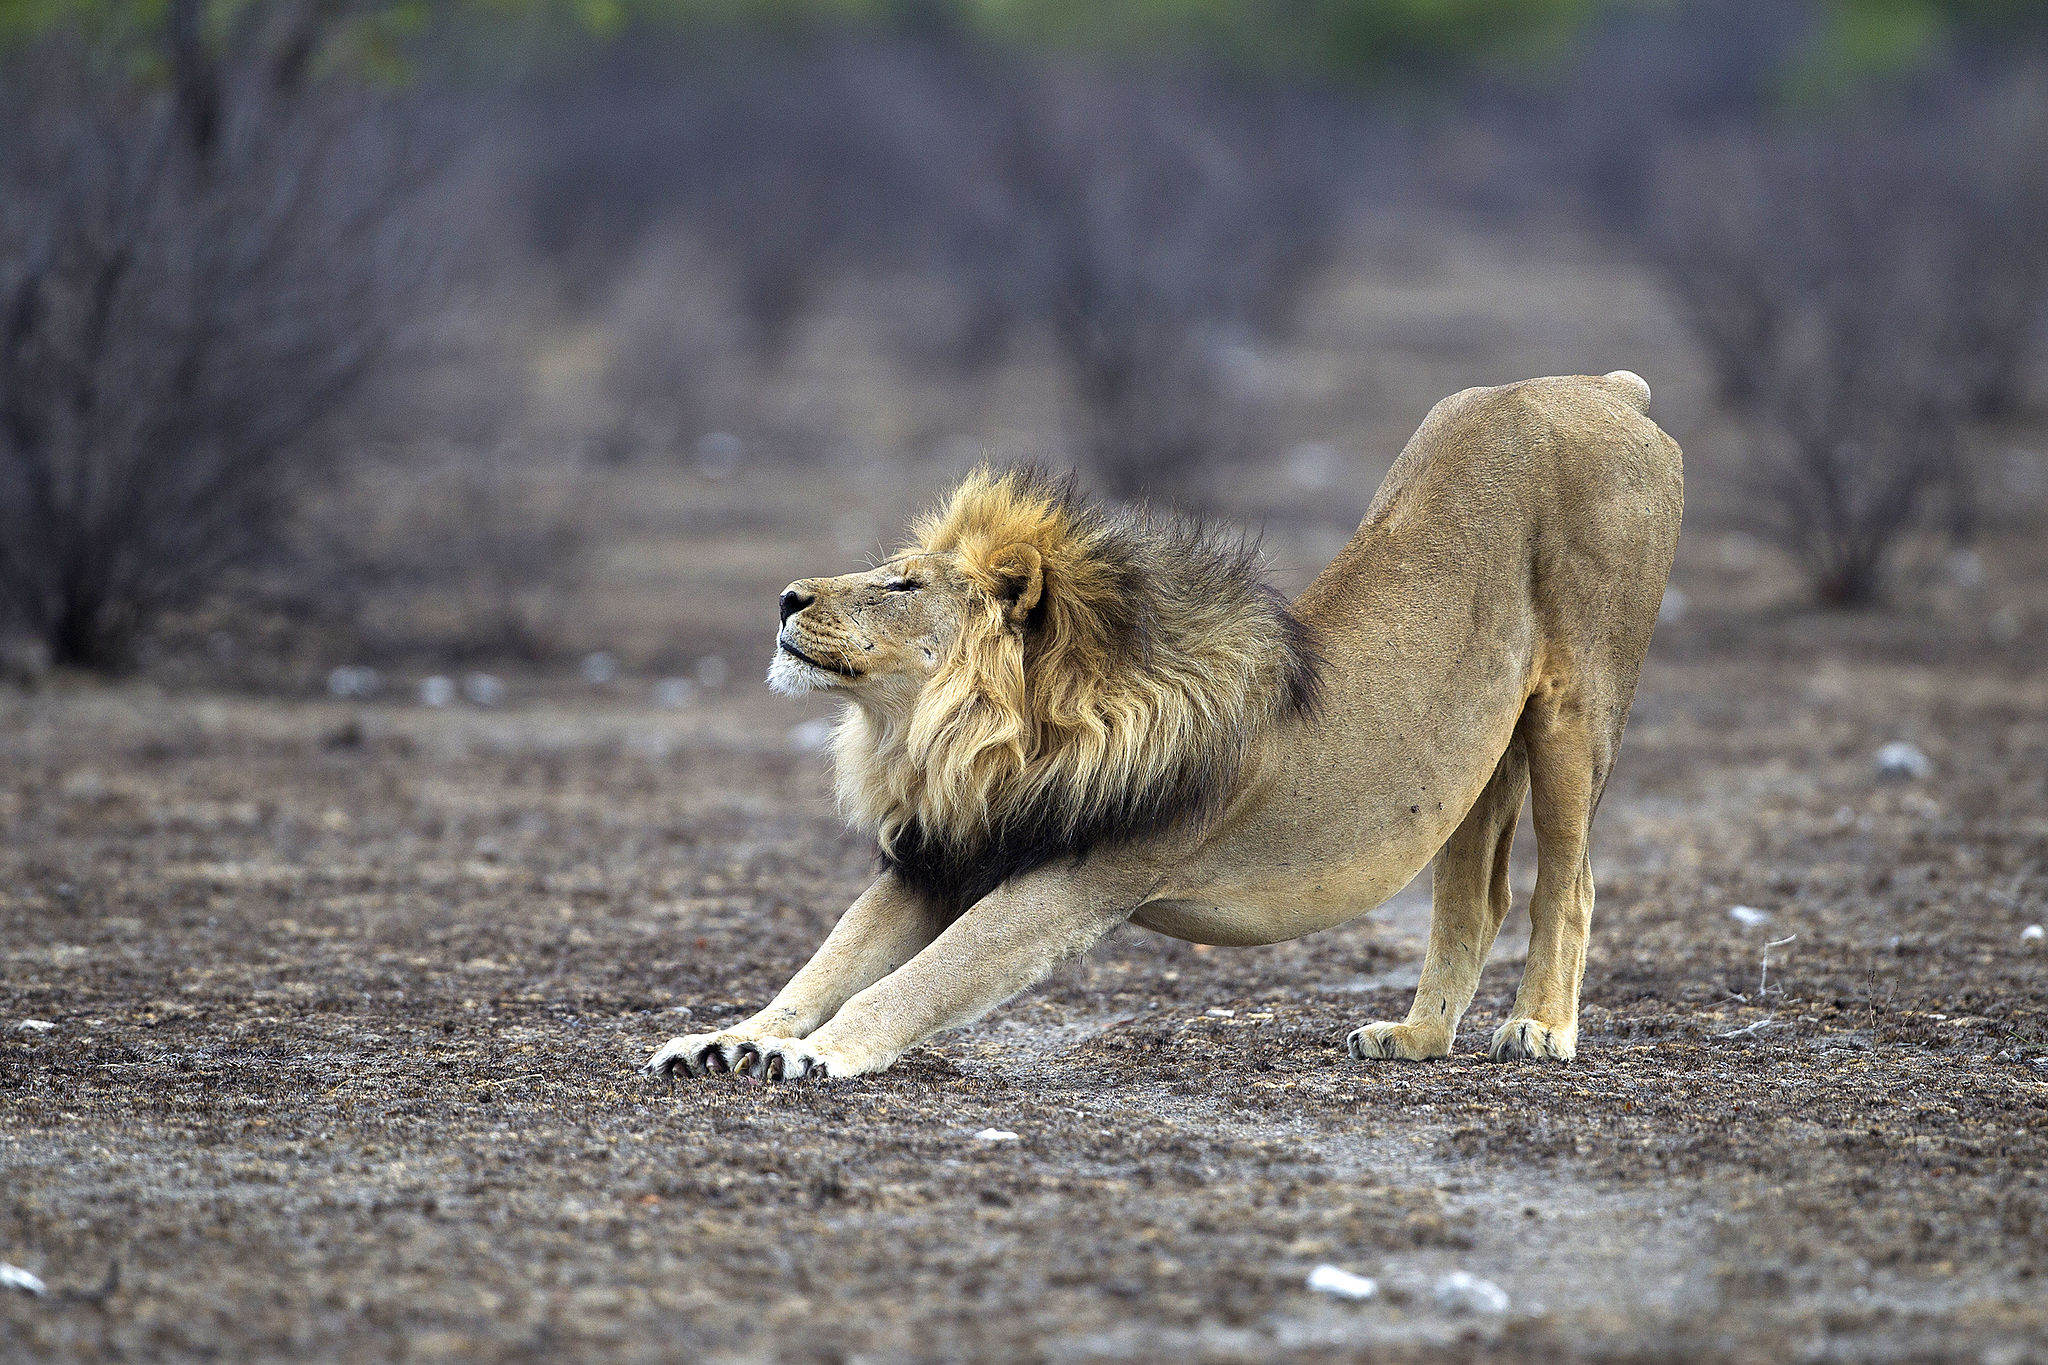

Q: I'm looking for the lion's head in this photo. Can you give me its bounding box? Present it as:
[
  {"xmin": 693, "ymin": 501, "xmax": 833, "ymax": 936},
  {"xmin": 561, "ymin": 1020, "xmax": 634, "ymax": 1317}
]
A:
[{"xmin": 769, "ymin": 468, "xmax": 1320, "ymax": 915}]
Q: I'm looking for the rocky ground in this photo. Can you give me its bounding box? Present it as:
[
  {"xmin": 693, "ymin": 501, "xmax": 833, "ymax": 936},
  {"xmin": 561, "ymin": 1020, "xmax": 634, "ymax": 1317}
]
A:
[
  {"xmin": 4, "ymin": 502, "xmax": 2046, "ymax": 1362},
  {"xmin": 5, "ymin": 214, "xmax": 2048, "ymax": 1361}
]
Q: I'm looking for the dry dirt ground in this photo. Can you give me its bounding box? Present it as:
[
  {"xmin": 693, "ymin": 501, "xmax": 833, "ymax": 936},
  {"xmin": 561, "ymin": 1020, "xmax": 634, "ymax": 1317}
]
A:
[
  {"xmin": 6, "ymin": 508, "xmax": 2047, "ymax": 1364},
  {"xmin": 6, "ymin": 222, "xmax": 2048, "ymax": 1361}
]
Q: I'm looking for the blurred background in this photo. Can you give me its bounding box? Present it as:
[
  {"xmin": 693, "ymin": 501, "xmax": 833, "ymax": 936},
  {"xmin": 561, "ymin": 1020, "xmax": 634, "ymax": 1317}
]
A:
[{"xmin": 2, "ymin": 0, "xmax": 2045, "ymax": 701}]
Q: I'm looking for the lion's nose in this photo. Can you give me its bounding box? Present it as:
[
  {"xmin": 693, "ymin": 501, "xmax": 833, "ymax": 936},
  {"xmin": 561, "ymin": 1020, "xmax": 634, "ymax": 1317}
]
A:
[{"xmin": 779, "ymin": 584, "xmax": 815, "ymax": 624}]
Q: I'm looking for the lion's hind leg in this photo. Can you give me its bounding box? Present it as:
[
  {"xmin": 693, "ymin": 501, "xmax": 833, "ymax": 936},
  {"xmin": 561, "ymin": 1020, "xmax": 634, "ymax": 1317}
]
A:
[
  {"xmin": 1349, "ymin": 737, "xmax": 1528, "ymax": 1062},
  {"xmin": 1488, "ymin": 678, "xmax": 1620, "ymax": 1063}
]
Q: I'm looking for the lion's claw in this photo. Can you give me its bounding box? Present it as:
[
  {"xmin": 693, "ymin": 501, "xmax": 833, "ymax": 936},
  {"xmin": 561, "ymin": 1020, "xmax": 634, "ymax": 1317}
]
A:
[
  {"xmin": 645, "ymin": 1031, "xmax": 834, "ymax": 1083},
  {"xmin": 644, "ymin": 1031, "xmax": 749, "ymax": 1079},
  {"xmin": 1489, "ymin": 1016, "xmax": 1577, "ymax": 1062},
  {"xmin": 745, "ymin": 1038, "xmax": 823, "ymax": 1082}
]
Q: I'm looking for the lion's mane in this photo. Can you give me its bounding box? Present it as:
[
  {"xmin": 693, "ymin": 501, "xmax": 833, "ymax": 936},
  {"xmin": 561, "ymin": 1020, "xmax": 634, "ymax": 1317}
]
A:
[{"xmin": 834, "ymin": 468, "xmax": 1321, "ymax": 916}]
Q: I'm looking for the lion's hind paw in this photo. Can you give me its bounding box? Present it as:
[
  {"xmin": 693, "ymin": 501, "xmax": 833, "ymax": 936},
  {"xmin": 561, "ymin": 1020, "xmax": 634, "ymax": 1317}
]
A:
[
  {"xmin": 1488, "ymin": 1017, "xmax": 1577, "ymax": 1062},
  {"xmin": 1346, "ymin": 1020, "xmax": 1451, "ymax": 1062}
]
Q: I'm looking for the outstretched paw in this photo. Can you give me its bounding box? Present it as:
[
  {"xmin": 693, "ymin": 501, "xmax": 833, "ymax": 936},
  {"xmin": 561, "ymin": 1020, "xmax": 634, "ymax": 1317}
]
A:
[
  {"xmin": 644, "ymin": 1031, "xmax": 761, "ymax": 1079},
  {"xmin": 728, "ymin": 1036, "xmax": 838, "ymax": 1082},
  {"xmin": 1346, "ymin": 1020, "xmax": 1452, "ymax": 1062},
  {"xmin": 1488, "ymin": 1017, "xmax": 1577, "ymax": 1062},
  {"xmin": 645, "ymin": 1031, "xmax": 861, "ymax": 1083}
]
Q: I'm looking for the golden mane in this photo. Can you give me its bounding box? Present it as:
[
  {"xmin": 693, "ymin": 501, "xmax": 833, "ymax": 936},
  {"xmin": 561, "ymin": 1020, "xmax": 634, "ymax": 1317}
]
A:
[{"xmin": 834, "ymin": 468, "xmax": 1320, "ymax": 915}]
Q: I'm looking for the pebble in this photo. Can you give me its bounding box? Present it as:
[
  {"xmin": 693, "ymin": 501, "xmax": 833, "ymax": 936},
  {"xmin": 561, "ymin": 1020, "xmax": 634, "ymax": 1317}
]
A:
[
  {"xmin": 580, "ymin": 652, "xmax": 619, "ymax": 685},
  {"xmin": 1875, "ymin": 742, "xmax": 1932, "ymax": 781},
  {"xmin": 1657, "ymin": 587, "xmax": 1687, "ymax": 625},
  {"xmin": 418, "ymin": 676, "xmax": 455, "ymax": 707},
  {"xmin": 1946, "ymin": 548, "xmax": 1983, "ymax": 588},
  {"xmin": 462, "ymin": 673, "xmax": 507, "ymax": 708},
  {"xmin": 1, "ymin": 1263, "xmax": 46, "ymax": 1296},
  {"xmin": 1729, "ymin": 905, "xmax": 1772, "ymax": 927},
  {"xmin": 2023, "ymin": 924, "xmax": 2045, "ymax": 944},
  {"xmin": 696, "ymin": 431, "xmax": 743, "ymax": 478},
  {"xmin": 1718, "ymin": 532, "xmax": 1761, "ymax": 571},
  {"xmin": 788, "ymin": 718, "xmax": 836, "ymax": 752},
  {"xmin": 1306, "ymin": 1264, "xmax": 1378, "ymax": 1300},
  {"xmin": 651, "ymin": 677, "xmax": 695, "ymax": 709},
  {"xmin": 1434, "ymin": 1270, "xmax": 1509, "ymax": 1315},
  {"xmin": 13, "ymin": 1020, "xmax": 54, "ymax": 1033},
  {"xmin": 1205, "ymin": 1008, "xmax": 1236, "ymax": 1018},
  {"xmin": 973, "ymin": 1129, "xmax": 1019, "ymax": 1142},
  {"xmin": 327, "ymin": 665, "xmax": 381, "ymax": 699}
]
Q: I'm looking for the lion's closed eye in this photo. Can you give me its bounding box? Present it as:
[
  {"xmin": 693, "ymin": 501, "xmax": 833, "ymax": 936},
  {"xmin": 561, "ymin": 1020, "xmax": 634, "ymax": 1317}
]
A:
[{"xmin": 884, "ymin": 580, "xmax": 920, "ymax": 593}]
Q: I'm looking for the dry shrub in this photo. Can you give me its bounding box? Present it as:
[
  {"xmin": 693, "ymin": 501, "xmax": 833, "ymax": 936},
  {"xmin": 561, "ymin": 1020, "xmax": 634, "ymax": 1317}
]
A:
[
  {"xmin": 909, "ymin": 60, "xmax": 1358, "ymax": 499},
  {"xmin": 1650, "ymin": 72, "xmax": 2048, "ymax": 605},
  {"xmin": 0, "ymin": 39, "xmax": 438, "ymax": 670},
  {"xmin": 519, "ymin": 40, "xmax": 1360, "ymax": 499},
  {"xmin": 314, "ymin": 443, "xmax": 592, "ymax": 666}
]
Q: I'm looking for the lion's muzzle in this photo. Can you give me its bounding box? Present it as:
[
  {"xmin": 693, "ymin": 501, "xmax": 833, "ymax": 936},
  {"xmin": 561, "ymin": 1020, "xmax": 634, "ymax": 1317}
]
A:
[{"xmin": 779, "ymin": 582, "xmax": 815, "ymax": 624}]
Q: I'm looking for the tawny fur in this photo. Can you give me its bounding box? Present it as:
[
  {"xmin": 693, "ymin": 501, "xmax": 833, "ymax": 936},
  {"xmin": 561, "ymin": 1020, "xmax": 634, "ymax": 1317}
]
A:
[
  {"xmin": 647, "ymin": 372, "xmax": 1683, "ymax": 1083},
  {"xmin": 833, "ymin": 468, "xmax": 1317, "ymax": 915}
]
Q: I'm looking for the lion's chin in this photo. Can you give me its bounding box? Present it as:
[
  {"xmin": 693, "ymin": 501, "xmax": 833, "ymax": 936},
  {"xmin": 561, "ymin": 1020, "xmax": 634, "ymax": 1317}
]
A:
[{"xmin": 767, "ymin": 648, "xmax": 841, "ymax": 696}]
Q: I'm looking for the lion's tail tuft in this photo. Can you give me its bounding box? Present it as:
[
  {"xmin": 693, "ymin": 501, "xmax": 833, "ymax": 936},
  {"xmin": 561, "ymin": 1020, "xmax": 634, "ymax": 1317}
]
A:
[{"xmin": 1601, "ymin": 370, "xmax": 1652, "ymax": 413}]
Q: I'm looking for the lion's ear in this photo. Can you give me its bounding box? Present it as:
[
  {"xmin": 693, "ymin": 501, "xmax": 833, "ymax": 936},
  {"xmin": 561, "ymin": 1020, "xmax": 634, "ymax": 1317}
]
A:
[{"xmin": 986, "ymin": 543, "xmax": 1044, "ymax": 626}]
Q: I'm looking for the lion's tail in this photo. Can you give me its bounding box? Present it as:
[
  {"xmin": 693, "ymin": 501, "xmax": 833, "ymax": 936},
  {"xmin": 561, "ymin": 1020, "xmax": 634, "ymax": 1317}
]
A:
[{"xmin": 1600, "ymin": 370, "xmax": 1652, "ymax": 414}]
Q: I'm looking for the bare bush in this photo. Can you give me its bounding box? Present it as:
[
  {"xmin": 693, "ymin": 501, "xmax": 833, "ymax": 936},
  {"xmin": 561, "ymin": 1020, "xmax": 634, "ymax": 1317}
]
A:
[
  {"xmin": 311, "ymin": 443, "xmax": 590, "ymax": 665},
  {"xmin": 0, "ymin": 37, "xmax": 436, "ymax": 670},
  {"xmin": 520, "ymin": 41, "xmax": 1357, "ymax": 498},
  {"xmin": 938, "ymin": 64, "xmax": 1355, "ymax": 498},
  {"xmin": 1651, "ymin": 75, "xmax": 2048, "ymax": 605},
  {"xmin": 524, "ymin": 41, "xmax": 919, "ymax": 365}
]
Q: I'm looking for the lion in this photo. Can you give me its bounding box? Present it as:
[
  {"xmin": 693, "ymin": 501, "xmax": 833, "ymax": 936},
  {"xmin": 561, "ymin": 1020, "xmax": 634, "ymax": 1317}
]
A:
[{"xmin": 647, "ymin": 372, "xmax": 1682, "ymax": 1081}]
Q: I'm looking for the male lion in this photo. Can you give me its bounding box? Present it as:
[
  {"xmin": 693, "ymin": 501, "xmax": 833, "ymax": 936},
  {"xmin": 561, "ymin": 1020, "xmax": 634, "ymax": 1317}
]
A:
[{"xmin": 648, "ymin": 372, "xmax": 1682, "ymax": 1081}]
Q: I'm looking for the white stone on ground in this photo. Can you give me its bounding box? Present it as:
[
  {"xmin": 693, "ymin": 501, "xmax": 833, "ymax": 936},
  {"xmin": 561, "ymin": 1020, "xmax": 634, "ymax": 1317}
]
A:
[
  {"xmin": 787, "ymin": 718, "xmax": 836, "ymax": 752},
  {"xmin": 1729, "ymin": 905, "xmax": 1772, "ymax": 927},
  {"xmin": 1, "ymin": 1263, "xmax": 46, "ymax": 1296},
  {"xmin": 973, "ymin": 1129, "xmax": 1019, "ymax": 1142},
  {"xmin": 1306, "ymin": 1265, "xmax": 1378, "ymax": 1301},
  {"xmin": 652, "ymin": 677, "xmax": 695, "ymax": 709},
  {"xmin": 327, "ymin": 665, "xmax": 380, "ymax": 699},
  {"xmin": 1434, "ymin": 1270, "xmax": 1509, "ymax": 1314},
  {"xmin": 1875, "ymin": 741, "xmax": 1932, "ymax": 780},
  {"xmin": 462, "ymin": 673, "xmax": 506, "ymax": 707}
]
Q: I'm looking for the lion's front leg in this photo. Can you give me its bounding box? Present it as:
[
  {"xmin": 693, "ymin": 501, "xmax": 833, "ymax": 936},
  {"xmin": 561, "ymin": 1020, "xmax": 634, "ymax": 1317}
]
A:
[
  {"xmin": 743, "ymin": 860, "xmax": 1152, "ymax": 1081},
  {"xmin": 645, "ymin": 872, "xmax": 941, "ymax": 1079}
]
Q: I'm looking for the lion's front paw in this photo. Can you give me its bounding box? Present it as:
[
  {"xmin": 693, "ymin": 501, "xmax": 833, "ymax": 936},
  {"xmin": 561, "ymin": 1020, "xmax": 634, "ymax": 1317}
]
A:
[
  {"xmin": 1347, "ymin": 1020, "xmax": 1452, "ymax": 1062},
  {"xmin": 644, "ymin": 1030, "xmax": 762, "ymax": 1079},
  {"xmin": 728, "ymin": 1035, "xmax": 848, "ymax": 1082},
  {"xmin": 1488, "ymin": 1016, "xmax": 1577, "ymax": 1062}
]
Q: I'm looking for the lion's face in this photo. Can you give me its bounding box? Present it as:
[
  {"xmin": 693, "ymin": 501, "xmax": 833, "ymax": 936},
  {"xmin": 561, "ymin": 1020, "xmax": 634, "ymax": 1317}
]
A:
[
  {"xmin": 766, "ymin": 553, "xmax": 994, "ymax": 707},
  {"xmin": 764, "ymin": 467, "xmax": 1321, "ymax": 922}
]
